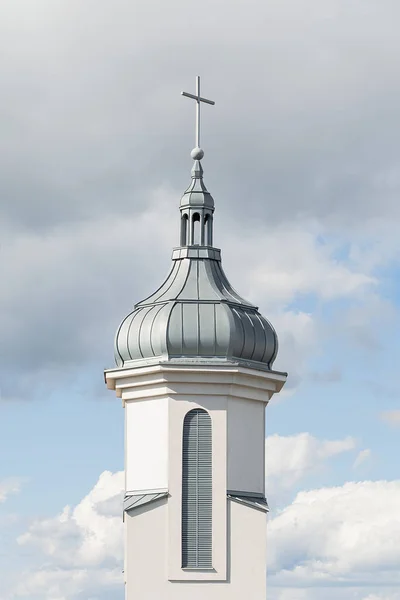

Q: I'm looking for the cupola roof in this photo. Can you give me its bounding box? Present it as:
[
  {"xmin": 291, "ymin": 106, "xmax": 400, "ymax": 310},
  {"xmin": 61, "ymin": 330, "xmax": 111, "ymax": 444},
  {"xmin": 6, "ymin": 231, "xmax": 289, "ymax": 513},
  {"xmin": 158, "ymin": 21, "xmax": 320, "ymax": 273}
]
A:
[{"xmin": 114, "ymin": 77, "xmax": 279, "ymax": 371}]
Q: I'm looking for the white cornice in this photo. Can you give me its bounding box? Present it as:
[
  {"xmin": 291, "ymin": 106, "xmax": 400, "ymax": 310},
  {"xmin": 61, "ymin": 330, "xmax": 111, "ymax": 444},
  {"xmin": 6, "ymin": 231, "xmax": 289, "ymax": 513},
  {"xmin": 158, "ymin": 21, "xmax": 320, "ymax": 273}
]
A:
[{"xmin": 105, "ymin": 362, "xmax": 287, "ymax": 406}]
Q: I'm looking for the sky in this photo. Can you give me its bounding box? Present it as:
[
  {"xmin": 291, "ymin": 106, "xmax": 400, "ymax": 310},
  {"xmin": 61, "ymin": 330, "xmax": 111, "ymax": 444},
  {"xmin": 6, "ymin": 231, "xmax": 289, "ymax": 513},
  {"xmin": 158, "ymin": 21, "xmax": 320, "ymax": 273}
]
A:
[{"xmin": 0, "ymin": 0, "xmax": 400, "ymax": 598}]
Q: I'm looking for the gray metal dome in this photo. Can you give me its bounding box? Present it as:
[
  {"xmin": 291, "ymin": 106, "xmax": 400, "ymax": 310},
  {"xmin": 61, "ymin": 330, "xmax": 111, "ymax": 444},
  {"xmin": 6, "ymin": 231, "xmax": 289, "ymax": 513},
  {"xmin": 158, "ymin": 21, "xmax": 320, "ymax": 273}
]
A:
[{"xmin": 114, "ymin": 154, "xmax": 278, "ymax": 371}]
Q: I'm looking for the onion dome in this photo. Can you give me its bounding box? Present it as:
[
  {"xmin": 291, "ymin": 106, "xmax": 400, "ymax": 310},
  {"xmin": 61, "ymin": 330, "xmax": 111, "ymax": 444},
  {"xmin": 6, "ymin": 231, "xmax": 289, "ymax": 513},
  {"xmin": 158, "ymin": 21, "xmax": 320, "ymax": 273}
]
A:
[{"xmin": 114, "ymin": 148, "xmax": 278, "ymax": 371}]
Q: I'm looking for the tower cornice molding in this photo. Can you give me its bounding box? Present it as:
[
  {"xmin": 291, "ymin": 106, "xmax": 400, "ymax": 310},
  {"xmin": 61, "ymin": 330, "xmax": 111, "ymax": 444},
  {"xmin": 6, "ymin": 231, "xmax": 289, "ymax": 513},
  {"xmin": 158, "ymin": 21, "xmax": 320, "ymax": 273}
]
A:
[{"xmin": 105, "ymin": 362, "xmax": 287, "ymax": 406}]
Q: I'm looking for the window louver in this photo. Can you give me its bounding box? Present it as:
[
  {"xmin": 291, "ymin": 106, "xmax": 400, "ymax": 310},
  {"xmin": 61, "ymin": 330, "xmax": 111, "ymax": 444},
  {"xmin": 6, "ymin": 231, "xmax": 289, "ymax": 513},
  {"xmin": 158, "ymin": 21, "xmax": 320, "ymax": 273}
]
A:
[{"xmin": 182, "ymin": 409, "xmax": 212, "ymax": 569}]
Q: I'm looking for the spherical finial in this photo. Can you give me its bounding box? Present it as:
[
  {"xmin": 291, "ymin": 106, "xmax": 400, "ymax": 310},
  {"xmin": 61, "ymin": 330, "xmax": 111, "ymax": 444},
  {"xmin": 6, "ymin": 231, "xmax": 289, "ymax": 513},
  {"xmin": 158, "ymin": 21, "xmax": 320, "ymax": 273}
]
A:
[{"xmin": 191, "ymin": 147, "xmax": 204, "ymax": 161}]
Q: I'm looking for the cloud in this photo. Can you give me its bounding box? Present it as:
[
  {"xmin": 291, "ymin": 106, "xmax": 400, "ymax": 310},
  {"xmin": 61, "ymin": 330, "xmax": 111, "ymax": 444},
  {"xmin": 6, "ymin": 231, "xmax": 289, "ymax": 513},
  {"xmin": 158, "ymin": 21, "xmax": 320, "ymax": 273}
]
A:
[
  {"xmin": 307, "ymin": 367, "xmax": 341, "ymax": 383},
  {"xmin": 0, "ymin": 0, "xmax": 398, "ymax": 405},
  {"xmin": 17, "ymin": 471, "xmax": 124, "ymax": 569},
  {"xmin": 6, "ymin": 431, "xmax": 357, "ymax": 598},
  {"xmin": 0, "ymin": 477, "xmax": 24, "ymax": 503},
  {"xmin": 6, "ymin": 435, "xmax": 400, "ymax": 599},
  {"xmin": 266, "ymin": 433, "xmax": 356, "ymax": 505},
  {"xmin": 0, "ymin": 190, "xmax": 381, "ymax": 400},
  {"xmin": 268, "ymin": 310, "xmax": 317, "ymax": 391},
  {"xmin": 12, "ymin": 567, "xmax": 123, "ymax": 600},
  {"xmin": 270, "ymin": 588, "xmax": 400, "ymax": 600},
  {"xmin": 10, "ymin": 471, "xmax": 124, "ymax": 599},
  {"xmin": 0, "ymin": 1, "xmax": 400, "ymax": 598},
  {"xmin": 380, "ymin": 411, "xmax": 400, "ymax": 427},
  {"xmin": 353, "ymin": 449, "xmax": 372, "ymax": 469},
  {"xmin": 362, "ymin": 595, "xmax": 400, "ymax": 600},
  {"xmin": 0, "ymin": 189, "xmax": 178, "ymax": 400},
  {"xmin": 268, "ymin": 480, "xmax": 400, "ymax": 586},
  {"xmin": 219, "ymin": 223, "xmax": 377, "ymax": 323}
]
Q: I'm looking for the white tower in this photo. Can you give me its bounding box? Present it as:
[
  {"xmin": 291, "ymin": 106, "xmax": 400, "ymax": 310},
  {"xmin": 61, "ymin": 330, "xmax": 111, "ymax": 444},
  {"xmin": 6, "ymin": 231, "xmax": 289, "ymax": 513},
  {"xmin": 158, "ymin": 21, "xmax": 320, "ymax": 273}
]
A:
[{"xmin": 105, "ymin": 77, "xmax": 287, "ymax": 599}]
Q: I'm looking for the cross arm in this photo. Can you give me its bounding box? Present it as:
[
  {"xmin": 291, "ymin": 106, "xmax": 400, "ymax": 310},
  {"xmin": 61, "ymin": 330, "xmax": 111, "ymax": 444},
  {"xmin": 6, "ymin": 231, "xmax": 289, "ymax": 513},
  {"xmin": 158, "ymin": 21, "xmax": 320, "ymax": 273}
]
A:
[{"xmin": 181, "ymin": 91, "xmax": 215, "ymax": 105}]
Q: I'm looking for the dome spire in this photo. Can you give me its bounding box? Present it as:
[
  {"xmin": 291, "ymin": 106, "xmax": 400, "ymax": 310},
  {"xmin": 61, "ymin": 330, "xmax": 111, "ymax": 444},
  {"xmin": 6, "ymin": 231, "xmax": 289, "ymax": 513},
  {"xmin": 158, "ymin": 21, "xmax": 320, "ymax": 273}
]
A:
[
  {"xmin": 181, "ymin": 75, "xmax": 215, "ymax": 162},
  {"xmin": 180, "ymin": 77, "xmax": 216, "ymax": 247}
]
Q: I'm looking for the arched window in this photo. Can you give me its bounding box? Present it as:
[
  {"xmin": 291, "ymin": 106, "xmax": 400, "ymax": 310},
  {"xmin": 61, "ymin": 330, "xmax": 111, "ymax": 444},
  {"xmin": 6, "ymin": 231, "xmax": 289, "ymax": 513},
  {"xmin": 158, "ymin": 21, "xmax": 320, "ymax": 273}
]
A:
[
  {"xmin": 181, "ymin": 214, "xmax": 188, "ymax": 246},
  {"xmin": 204, "ymin": 214, "xmax": 210, "ymax": 246},
  {"xmin": 205, "ymin": 214, "xmax": 213, "ymax": 246},
  {"xmin": 192, "ymin": 212, "xmax": 201, "ymax": 245},
  {"xmin": 182, "ymin": 408, "xmax": 212, "ymax": 569}
]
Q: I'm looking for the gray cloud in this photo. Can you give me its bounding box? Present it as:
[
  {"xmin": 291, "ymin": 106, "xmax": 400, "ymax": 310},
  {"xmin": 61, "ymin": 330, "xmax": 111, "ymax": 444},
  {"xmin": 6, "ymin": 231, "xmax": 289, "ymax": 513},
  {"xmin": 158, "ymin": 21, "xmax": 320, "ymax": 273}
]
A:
[
  {"xmin": 1, "ymin": 0, "xmax": 400, "ymax": 231},
  {"xmin": 1, "ymin": 0, "xmax": 400, "ymax": 399}
]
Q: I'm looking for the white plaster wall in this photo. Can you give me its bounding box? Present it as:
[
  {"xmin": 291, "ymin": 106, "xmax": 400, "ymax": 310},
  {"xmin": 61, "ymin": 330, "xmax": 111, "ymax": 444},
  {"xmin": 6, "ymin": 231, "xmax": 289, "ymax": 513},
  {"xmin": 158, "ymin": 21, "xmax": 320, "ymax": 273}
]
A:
[
  {"xmin": 227, "ymin": 398, "xmax": 265, "ymax": 495},
  {"xmin": 125, "ymin": 499, "xmax": 267, "ymax": 600},
  {"xmin": 115, "ymin": 365, "xmax": 281, "ymax": 594},
  {"xmin": 125, "ymin": 397, "xmax": 168, "ymax": 493}
]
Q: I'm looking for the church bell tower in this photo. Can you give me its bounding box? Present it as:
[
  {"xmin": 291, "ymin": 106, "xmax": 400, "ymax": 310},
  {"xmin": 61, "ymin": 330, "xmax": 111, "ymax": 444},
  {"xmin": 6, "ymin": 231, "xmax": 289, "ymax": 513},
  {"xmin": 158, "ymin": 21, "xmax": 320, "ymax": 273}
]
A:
[{"xmin": 105, "ymin": 77, "xmax": 287, "ymax": 599}]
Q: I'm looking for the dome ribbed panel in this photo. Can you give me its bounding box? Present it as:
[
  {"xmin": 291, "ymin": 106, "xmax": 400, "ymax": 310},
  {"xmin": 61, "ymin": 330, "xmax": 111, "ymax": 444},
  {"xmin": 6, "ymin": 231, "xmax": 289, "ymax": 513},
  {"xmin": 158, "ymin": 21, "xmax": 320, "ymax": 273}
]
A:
[
  {"xmin": 198, "ymin": 303, "xmax": 217, "ymax": 356},
  {"xmin": 201, "ymin": 260, "xmax": 230, "ymax": 301},
  {"xmin": 167, "ymin": 302, "xmax": 183, "ymax": 355},
  {"xmin": 182, "ymin": 303, "xmax": 199, "ymax": 356},
  {"xmin": 214, "ymin": 303, "xmax": 231, "ymax": 356},
  {"xmin": 249, "ymin": 312, "xmax": 268, "ymax": 362},
  {"xmin": 115, "ymin": 311, "xmax": 135, "ymax": 363},
  {"xmin": 239, "ymin": 309, "xmax": 257, "ymax": 359},
  {"xmin": 115, "ymin": 307, "xmax": 148, "ymax": 362},
  {"xmin": 128, "ymin": 306, "xmax": 154, "ymax": 360},
  {"xmin": 176, "ymin": 260, "xmax": 199, "ymax": 299},
  {"xmin": 138, "ymin": 304, "xmax": 162, "ymax": 358},
  {"xmin": 259, "ymin": 314, "xmax": 278, "ymax": 366},
  {"xmin": 197, "ymin": 260, "xmax": 222, "ymax": 301},
  {"xmin": 151, "ymin": 303, "xmax": 172, "ymax": 356},
  {"xmin": 229, "ymin": 307, "xmax": 246, "ymax": 358}
]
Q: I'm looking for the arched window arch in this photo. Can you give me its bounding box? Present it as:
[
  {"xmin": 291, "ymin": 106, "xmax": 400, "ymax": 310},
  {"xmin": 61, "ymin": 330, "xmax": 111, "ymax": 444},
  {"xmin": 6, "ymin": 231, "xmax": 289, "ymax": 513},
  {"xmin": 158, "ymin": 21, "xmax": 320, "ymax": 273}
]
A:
[
  {"xmin": 182, "ymin": 408, "xmax": 212, "ymax": 569},
  {"xmin": 181, "ymin": 214, "xmax": 188, "ymax": 246}
]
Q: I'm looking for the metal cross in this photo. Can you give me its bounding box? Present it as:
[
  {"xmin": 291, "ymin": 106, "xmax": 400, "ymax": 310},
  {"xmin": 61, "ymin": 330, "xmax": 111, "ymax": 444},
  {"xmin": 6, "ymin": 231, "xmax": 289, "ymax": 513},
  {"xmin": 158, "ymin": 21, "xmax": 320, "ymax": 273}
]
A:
[{"xmin": 181, "ymin": 76, "xmax": 215, "ymax": 149}]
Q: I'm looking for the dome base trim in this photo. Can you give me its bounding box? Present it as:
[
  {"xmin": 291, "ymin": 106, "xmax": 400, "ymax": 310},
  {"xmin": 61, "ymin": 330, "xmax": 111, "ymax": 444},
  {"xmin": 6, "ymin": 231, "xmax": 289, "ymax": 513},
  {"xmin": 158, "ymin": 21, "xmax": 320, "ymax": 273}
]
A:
[
  {"xmin": 112, "ymin": 353, "xmax": 287, "ymax": 376},
  {"xmin": 172, "ymin": 246, "xmax": 221, "ymax": 261}
]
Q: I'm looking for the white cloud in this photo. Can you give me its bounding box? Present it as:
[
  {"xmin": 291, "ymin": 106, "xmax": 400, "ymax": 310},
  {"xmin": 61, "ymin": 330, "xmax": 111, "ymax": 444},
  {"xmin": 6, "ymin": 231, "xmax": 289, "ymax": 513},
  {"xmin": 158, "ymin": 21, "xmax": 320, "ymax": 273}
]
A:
[
  {"xmin": 268, "ymin": 480, "xmax": 400, "ymax": 586},
  {"xmin": 0, "ymin": 477, "xmax": 24, "ymax": 503},
  {"xmin": 266, "ymin": 433, "xmax": 356, "ymax": 505},
  {"xmin": 381, "ymin": 411, "xmax": 400, "ymax": 427},
  {"xmin": 270, "ymin": 588, "xmax": 400, "ymax": 600},
  {"xmin": 7, "ymin": 432, "xmax": 356, "ymax": 598},
  {"xmin": 222, "ymin": 224, "xmax": 376, "ymax": 310},
  {"xmin": 353, "ymin": 449, "xmax": 372, "ymax": 469},
  {"xmin": 220, "ymin": 221, "xmax": 381, "ymax": 385},
  {"xmin": 7, "ymin": 436, "xmax": 400, "ymax": 599},
  {"xmin": 17, "ymin": 470, "xmax": 124, "ymax": 570},
  {"xmin": 271, "ymin": 310, "xmax": 316, "ymax": 388},
  {"xmin": 12, "ymin": 567, "xmax": 123, "ymax": 600},
  {"xmin": 10, "ymin": 471, "xmax": 124, "ymax": 599},
  {"xmin": 0, "ymin": 474, "xmax": 116, "ymax": 599},
  {"xmin": 362, "ymin": 595, "xmax": 400, "ymax": 600}
]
